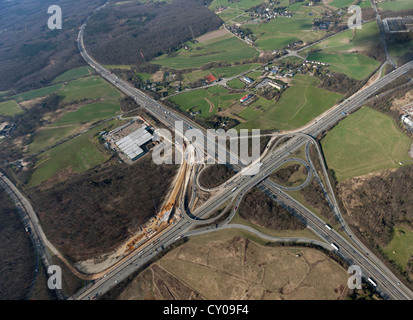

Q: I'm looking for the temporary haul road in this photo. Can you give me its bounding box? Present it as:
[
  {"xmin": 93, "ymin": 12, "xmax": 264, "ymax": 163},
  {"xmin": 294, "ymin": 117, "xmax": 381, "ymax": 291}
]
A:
[{"xmin": 0, "ymin": 2, "xmax": 412, "ymax": 300}]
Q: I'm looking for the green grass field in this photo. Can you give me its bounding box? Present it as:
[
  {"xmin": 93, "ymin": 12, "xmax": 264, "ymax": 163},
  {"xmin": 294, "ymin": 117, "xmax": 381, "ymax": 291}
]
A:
[
  {"xmin": 183, "ymin": 63, "xmax": 260, "ymax": 84},
  {"xmin": 321, "ymin": 107, "xmax": 412, "ymax": 181},
  {"xmin": 307, "ymin": 52, "xmax": 380, "ymax": 80},
  {"xmin": 303, "ymin": 21, "xmax": 382, "ymax": 79},
  {"xmin": 227, "ymin": 78, "xmax": 246, "ymax": 89},
  {"xmin": 237, "ymin": 74, "xmax": 342, "ymax": 130},
  {"xmin": 168, "ymin": 86, "xmax": 244, "ymax": 118},
  {"xmin": 52, "ymin": 66, "xmax": 94, "ymax": 84},
  {"xmin": 11, "ymin": 76, "xmax": 123, "ymax": 103},
  {"xmin": 329, "ymin": 0, "xmax": 355, "ymax": 8},
  {"xmin": 11, "ymin": 84, "xmax": 64, "ymax": 102},
  {"xmin": 52, "ymin": 101, "xmax": 121, "ymax": 126},
  {"xmin": 153, "ymin": 33, "xmax": 259, "ymax": 69},
  {"xmin": 136, "ymin": 73, "xmax": 153, "ymax": 81},
  {"xmin": 209, "ymin": 0, "xmax": 265, "ymax": 10},
  {"xmin": 357, "ymin": 0, "xmax": 371, "ymax": 8},
  {"xmin": 28, "ymin": 121, "xmax": 118, "ymax": 187},
  {"xmin": 19, "ymin": 76, "xmax": 123, "ymax": 156},
  {"xmin": 0, "ymin": 100, "xmax": 23, "ymax": 116},
  {"xmin": 384, "ymin": 227, "xmax": 413, "ymax": 272},
  {"xmin": 104, "ymin": 64, "xmax": 134, "ymax": 70},
  {"xmin": 28, "ymin": 125, "xmax": 82, "ymax": 154},
  {"xmin": 57, "ymin": 76, "xmax": 123, "ymax": 103},
  {"xmin": 378, "ymin": 0, "xmax": 413, "ymax": 11},
  {"xmin": 309, "ymin": 21, "xmax": 380, "ymax": 53},
  {"xmin": 244, "ymin": 16, "xmax": 326, "ymax": 51}
]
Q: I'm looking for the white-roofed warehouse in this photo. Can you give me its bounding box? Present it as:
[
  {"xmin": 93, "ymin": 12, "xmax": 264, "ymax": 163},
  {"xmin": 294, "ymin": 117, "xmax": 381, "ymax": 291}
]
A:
[{"xmin": 115, "ymin": 126, "xmax": 153, "ymax": 161}]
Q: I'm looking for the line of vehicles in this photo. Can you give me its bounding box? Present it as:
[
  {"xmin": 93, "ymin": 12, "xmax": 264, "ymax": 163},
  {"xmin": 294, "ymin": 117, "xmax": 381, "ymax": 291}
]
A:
[{"xmin": 324, "ymin": 223, "xmax": 379, "ymax": 289}]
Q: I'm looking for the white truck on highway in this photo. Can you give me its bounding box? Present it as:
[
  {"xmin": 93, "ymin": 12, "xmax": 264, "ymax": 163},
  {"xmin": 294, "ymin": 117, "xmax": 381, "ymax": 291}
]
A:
[
  {"xmin": 367, "ymin": 277, "xmax": 378, "ymax": 287},
  {"xmin": 330, "ymin": 243, "xmax": 339, "ymax": 251}
]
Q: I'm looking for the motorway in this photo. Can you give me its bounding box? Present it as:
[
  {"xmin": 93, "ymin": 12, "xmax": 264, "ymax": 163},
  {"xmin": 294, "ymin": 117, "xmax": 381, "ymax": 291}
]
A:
[
  {"xmin": 0, "ymin": 173, "xmax": 65, "ymax": 300},
  {"xmin": 72, "ymin": 4, "xmax": 413, "ymax": 300},
  {"xmin": 0, "ymin": 1, "xmax": 391, "ymax": 300}
]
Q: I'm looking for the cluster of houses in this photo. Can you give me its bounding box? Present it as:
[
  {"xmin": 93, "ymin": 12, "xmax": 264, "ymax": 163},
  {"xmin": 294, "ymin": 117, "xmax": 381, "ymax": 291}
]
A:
[
  {"xmin": 287, "ymin": 40, "xmax": 304, "ymax": 50},
  {"xmin": 264, "ymin": 65, "xmax": 295, "ymax": 79},
  {"xmin": 214, "ymin": 6, "xmax": 228, "ymax": 14},
  {"xmin": 248, "ymin": 6, "xmax": 293, "ymax": 21},
  {"xmin": 226, "ymin": 25, "xmax": 254, "ymax": 44},
  {"xmin": 312, "ymin": 19, "xmax": 331, "ymax": 30},
  {"xmin": 303, "ymin": 60, "xmax": 329, "ymax": 68},
  {"xmin": 0, "ymin": 122, "xmax": 15, "ymax": 139}
]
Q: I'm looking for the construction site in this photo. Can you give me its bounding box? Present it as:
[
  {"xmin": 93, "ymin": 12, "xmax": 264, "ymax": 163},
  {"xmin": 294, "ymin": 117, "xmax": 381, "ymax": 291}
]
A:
[
  {"xmin": 122, "ymin": 139, "xmax": 194, "ymax": 254},
  {"xmin": 101, "ymin": 117, "xmax": 156, "ymax": 163}
]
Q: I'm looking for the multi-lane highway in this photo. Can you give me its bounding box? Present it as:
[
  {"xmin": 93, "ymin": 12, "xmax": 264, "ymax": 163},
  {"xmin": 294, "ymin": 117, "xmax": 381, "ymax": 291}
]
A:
[
  {"xmin": 0, "ymin": 0, "xmax": 384, "ymax": 300},
  {"xmin": 72, "ymin": 4, "xmax": 413, "ymax": 300}
]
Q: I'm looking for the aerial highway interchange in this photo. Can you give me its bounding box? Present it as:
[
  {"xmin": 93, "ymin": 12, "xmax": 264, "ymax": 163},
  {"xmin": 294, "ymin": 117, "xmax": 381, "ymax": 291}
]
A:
[{"xmin": 65, "ymin": 4, "xmax": 413, "ymax": 301}]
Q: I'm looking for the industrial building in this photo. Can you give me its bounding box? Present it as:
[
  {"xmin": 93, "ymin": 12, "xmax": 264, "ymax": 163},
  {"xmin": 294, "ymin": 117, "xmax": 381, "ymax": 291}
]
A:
[
  {"xmin": 115, "ymin": 125, "xmax": 153, "ymax": 161},
  {"xmin": 402, "ymin": 115, "xmax": 413, "ymax": 131},
  {"xmin": 243, "ymin": 76, "xmax": 253, "ymax": 84},
  {"xmin": 240, "ymin": 94, "xmax": 253, "ymax": 103}
]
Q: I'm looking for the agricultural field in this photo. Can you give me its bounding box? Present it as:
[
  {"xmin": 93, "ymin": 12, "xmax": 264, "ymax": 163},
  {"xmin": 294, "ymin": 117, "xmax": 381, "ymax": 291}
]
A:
[
  {"xmin": 52, "ymin": 66, "xmax": 94, "ymax": 84},
  {"xmin": 52, "ymin": 101, "xmax": 121, "ymax": 126},
  {"xmin": 304, "ymin": 21, "xmax": 382, "ymax": 80},
  {"xmin": 104, "ymin": 64, "xmax": 134, "ymax": 70},
  {"xmin": 117, "ymin": 231, "xmax": 349, "ymax": 300},
  {"xmin": 182, "ymin": 63, "xmax": 260, "ymax": 84},
  {"xmin": 307, "ymin": 52, "xmax": 380, "ymax": 80},
  {"xmin": 383, "ymin": 226, "xmax": 413, "ymax": 273},
  {"xmin": 0, "ymin": 100, "xmax": 23, "ymax": 116},
  {"xmin": 168, "ymin": 86, "xmax": 245, "ymax": 118},
  {"xmin": 378, "ymin": 0, "xmax": 413, "ymax": 11},
  {"xmin": 226, "ymin": 78, "xmax": 246, "ymax": 89},
  {"xmin": 11, "ymin": 84, "xmax": 64, "ymax": 103},
  {"xmin": 321, "ymin": 107, "xmax": 412, "ymax": 181},
  {"xmin": 209, "ymin": 0, "xmax": 266, "ymax": 10},
  {"xmin": 357, "ymin": 0, "xmax": 371, "ymax": 8},
  {"xmin": 307, "ymin": 21, "xmax": 380, "ymax": 53},
  {"xmin": 328, "ymin": 0, "xmax": 355, "ymax": 8},
  {"xmin": 28, "ymin": 125, "xmax": 83, "ymax": 155},
  {"xmin": 27, "ymin": 120, "xmax": 119, "ymax": 187},
  {"xmin": 243, "ymin": 15, "xmax": 326, "ymax": 51},
  {"xmin": 237, "ymin": 74, "xmax": 343, "ymax": 131},
  {"xmin": 153, "ymin": 33, "xmax": 259, "ymax": 69},
  {"xmin": 57, "ymin": 76, "xmax": 123, "ymax": 103},
  {"xmin": 18, "ymin": 76, "xmax": 123, "ymax": 154},
  {"xmin": 10, "ymin": 76, "xmax": 123, "ymax": 104}
]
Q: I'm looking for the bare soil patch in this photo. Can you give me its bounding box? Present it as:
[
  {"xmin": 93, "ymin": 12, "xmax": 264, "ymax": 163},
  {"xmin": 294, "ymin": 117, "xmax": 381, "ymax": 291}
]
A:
[
  {"xmin": 196, "ymin": 28, "xmax": 229, "ymax": 43},
  {"xmin": 204, "ymin": 97, "xmax": 215, "ymax": 113},
  {"xmin": 117, "ymin": 236, "xmax": 348, "ymax": 300},
  {"xmin": 152, "ymin": 70, "xmax": 164, "ymax": 83}
]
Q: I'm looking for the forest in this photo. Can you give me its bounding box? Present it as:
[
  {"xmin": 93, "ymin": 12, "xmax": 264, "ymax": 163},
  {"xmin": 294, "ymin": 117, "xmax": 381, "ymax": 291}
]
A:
[
  {"xmin": 0, "ymin": 0, "xmax": 105, "ymax": 93},
  {"xmin": 239, "ymin": 187, "xmax": 306, "ymax": 231},
  {"xmin": 337, "ymin": 165, "xmax": 413, "ymax": 248},
  {"xmin": 29, "ymin": 157, "xmax": 179, "ymax": 262},
  {"xmin": 84, "ymin": 0, "xmax": 223, "ymax": 65}
]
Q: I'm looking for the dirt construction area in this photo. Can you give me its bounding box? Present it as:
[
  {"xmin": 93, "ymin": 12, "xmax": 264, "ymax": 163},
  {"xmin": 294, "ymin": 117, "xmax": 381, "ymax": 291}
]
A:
[{"xmin": 117, "ymin": 234, "xmax": 348, "ymax": 300}]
